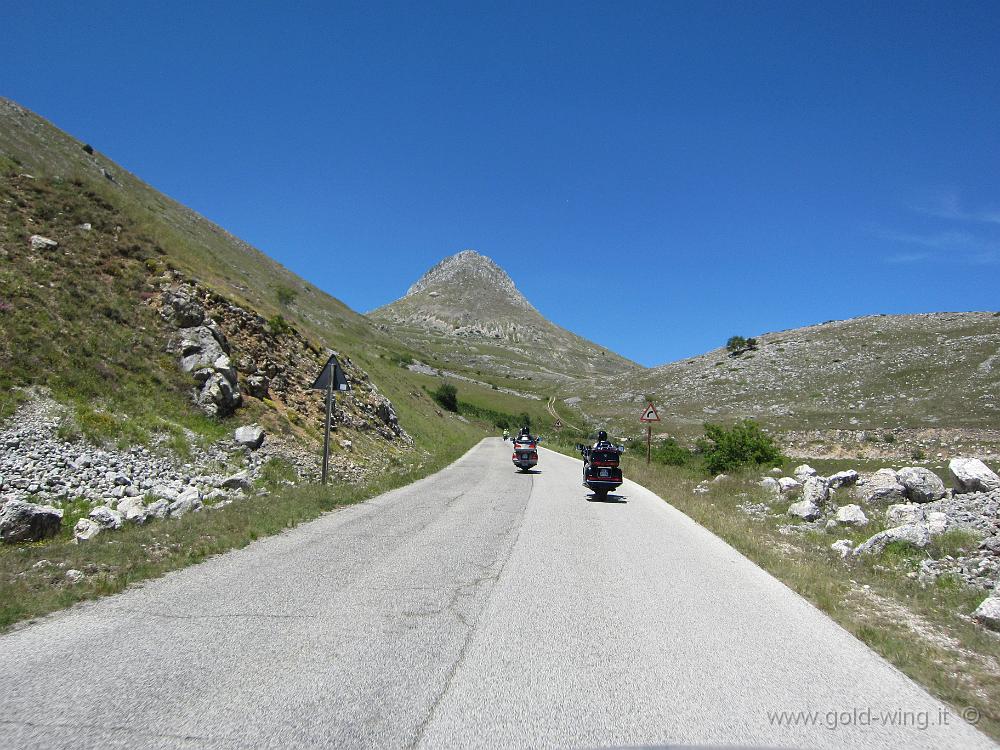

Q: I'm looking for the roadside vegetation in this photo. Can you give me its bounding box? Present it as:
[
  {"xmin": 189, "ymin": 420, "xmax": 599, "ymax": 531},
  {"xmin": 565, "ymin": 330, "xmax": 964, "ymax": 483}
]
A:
[
  {"xmin": 619, "ymin": 453, "xmax": 1000, "ymax": 742},
  {"xmin": 0, "ymin": 440, "xmax": 475, "ymax": 632}
]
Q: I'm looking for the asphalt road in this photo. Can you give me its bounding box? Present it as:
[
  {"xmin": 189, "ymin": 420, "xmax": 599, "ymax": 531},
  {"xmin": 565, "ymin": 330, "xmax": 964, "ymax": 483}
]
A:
[{"xmin": 0, "ymin": 438, "xmax": 993, "ymax": 749}]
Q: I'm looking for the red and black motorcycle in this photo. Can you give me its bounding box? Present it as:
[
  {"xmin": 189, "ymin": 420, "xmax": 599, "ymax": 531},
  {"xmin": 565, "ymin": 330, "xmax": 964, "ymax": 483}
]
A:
[{"xmin": 577, "ymin": 442, "xmax": 624, "ymax": 498}]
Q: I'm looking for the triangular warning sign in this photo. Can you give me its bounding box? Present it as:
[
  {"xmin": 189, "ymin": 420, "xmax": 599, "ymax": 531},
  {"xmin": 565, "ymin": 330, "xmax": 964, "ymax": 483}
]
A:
[{"xmin": 639, "ymin": 402, "xmax": 660, "ymax": 422}]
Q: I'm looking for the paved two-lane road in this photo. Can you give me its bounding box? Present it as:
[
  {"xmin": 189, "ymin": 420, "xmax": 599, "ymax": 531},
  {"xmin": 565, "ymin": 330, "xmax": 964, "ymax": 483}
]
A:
[{"xmin": 0, "ymin": 439, "xmax": 992, "ymax": 748}]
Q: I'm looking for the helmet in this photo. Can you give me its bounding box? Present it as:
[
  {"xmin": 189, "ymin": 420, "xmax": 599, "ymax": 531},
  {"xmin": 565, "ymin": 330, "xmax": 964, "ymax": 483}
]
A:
[{"xmin": 598, "ymin": 430, "xmax": 608, "ymax": 442}]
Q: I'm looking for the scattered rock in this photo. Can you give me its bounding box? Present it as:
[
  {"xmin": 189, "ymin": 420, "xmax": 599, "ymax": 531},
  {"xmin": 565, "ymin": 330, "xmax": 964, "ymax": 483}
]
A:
[
  {"xmin": 972, "ymin": 596, "xmax": 1000, "ymax": 631},
  {"xmin": 854, "ymin": 523, "xmax": 932, "ymax": 555},
  {"xmin": 949, "ymin": 458, "xmax": 1000, "ymax": 494},
  {"xmin": 149, "ymin": 485, "xmax": 180, "ymax": 502},
  {"xmin": 167, "ymin": 488, "xmax": 203, "ymax": 518},
  {"xmin": 778, "ymin": 477, "xmax": 801, "ymax": 494},
  {"xmin": 861, "ymin": 468, "xmax": 907, "ymax": 504},
  {"xmin": 925, "ymin": 511, "xmax": 951, "ymax": 536},
  {"xmin": 835, "ymin": 504, "xmax": 868, "ymax": 526},
  {"xmin": 801, "ymin": 476, "xmax": 830, "ymax": 506},
  {"xmin": 897, "ymin": 467, "xmax": 946, "ymax": 503},
  {"xmin": 245, "ymin": 374, "xmax": 270, "ymax": 399},
  {"xmin": 118, "ymin": 496, "xmax": 151, "ymax": 525},
  {"xmin": 831, "ymin": 539, "xmax": 854, "ymax": 558},
  {"xmin": 29, "ymin": 235, "xmax": 58, "ymax": 251},
  {"xmin": 828, "ymin": 470, "xmax": 859, "ymax": 489},
  {"xmin": 788, "ymin": 499, "xmax": 822, "ymax": 521},
  {"xmin": 886, "ymin": 503, "xmax": 926, "ymax": 526},
  {"xmin": 159, "ymin": 290, "xmax": 206, "ymax": 328},
  {"xmin": 712, "ymin": 474, "xmax": 728, "ymax": 483},
  {"xmin": 73, "ymin": 518, "xmax": 102, "ymax": 543},
  {"xmin": 234, "ymin": 424, "xmax": 265, "ymax": 450},
  {"xmin": 195, "ymin": 371, "xmax": 241, "ymax": 417},
  {"xmin": 65, "ymin": 569, "xmax": 85, "ymax": 584},
  {"xmin": 221, "ymin": 471, "xmax": 252, "ymax": 492},
  {"xmin": 0, "ymin": 500, "xmax": 62, "ymax": 543},
  {"xmin": 793, "ymin": 464, "xmax": 818, "ymax": 481},
  {"xmin": 759, "ymin": 477, "xmax": 781, "ymax": 494},
  {"xmin": 89, "ymin": 505, "xmax": 124, "ymax": 530}
]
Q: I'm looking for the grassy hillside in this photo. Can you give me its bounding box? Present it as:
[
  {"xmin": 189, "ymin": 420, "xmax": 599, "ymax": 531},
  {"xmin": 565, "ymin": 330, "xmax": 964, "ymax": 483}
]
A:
[
  {"xmin": 563, "ymin": 312, "xmax": 1000, "ymax": 456},
  {"xmin": 0, "ymin": 98, "xmax": 497, "ymax": 459}
]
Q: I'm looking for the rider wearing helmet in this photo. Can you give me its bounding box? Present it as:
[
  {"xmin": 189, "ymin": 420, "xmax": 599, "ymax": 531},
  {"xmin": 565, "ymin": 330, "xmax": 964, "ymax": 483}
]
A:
[{"xmin": 593, "ymin": 430, "xmax": 611, "ymax": 448}]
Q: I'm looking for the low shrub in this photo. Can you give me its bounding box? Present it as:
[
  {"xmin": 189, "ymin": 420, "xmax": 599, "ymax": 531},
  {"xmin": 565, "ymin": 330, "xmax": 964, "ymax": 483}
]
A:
[
  {"xmin": 697, "ymin": 419, "xmax": 782, "ymax": 474},
  {"xmin": 431, "ymin": 383, "xmax": 458, "ymax": 412}
]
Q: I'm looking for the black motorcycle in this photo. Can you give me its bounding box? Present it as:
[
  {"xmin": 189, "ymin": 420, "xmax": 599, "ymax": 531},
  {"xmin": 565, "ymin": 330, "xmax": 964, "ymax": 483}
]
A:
[{"xmin": 577, "ymin": 442, "xmax": 624, "ymax": 498}]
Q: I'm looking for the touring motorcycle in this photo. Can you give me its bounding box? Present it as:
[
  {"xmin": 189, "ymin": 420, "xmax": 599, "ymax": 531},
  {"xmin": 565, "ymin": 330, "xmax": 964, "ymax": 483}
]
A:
[
  {"xmin": 577, "ymin": 442, "xmax": 624, "ymax": 498},
  {"xmin": 511, "ymin": 434, "xmax": 539, "ymax": 472}
]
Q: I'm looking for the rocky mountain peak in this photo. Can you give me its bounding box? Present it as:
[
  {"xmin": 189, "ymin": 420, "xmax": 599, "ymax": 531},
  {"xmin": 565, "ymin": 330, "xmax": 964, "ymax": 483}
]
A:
[{"xmin": 404, "ymin": 250, "xmax": 533, "ymax": 311}]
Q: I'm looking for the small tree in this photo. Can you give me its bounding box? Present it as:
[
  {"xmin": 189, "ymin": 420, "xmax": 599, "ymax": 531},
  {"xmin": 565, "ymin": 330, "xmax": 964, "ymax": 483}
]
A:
[
  {"xmin": 275, "ymin": 285, "xmax": 297, "ymax": 307},
  {"xmin": 726, "ymin": 335, "xmax": 747, "ymax": 354},
  {"xmin": 431, "ymin": 383, "xmax": 458, "ymax": 412},
  {"xmin": 268, "ymin": 314, "xmax": 291, "ymax": 335},
  {"xmin": 699, "ymin": 419, "xmax": 782, "ymax": 474},
  {"xmin": 517, "ymin": 412, "xmax": 531, "ymax": 431}
]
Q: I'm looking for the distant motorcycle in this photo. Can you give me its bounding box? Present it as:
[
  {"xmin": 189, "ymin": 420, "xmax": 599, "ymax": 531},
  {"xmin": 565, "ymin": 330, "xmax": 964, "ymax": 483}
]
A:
[
  {"xmin": 577, "ymin": 442, "xmax": 624, "ymax": 498},
  {"xmin": 511, "ymin": 434, "xmax": 539, "ymax": 472}
]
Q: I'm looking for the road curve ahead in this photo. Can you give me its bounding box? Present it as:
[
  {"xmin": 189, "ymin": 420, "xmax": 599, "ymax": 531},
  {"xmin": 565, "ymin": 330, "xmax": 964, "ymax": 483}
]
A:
[{"xmin": 0, "ymin": 438, "xmax": 992, "ymax": 749}]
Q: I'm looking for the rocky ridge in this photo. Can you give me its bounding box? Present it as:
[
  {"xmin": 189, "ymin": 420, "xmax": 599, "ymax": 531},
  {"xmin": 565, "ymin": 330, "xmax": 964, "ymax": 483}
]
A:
[
  {"xmin": 570, "ymin": 311, "xmax": 1000, "ymax": 451},
  {"xmin": 369, "ymin": 250, "xmax": 638, "ymax": 383}
]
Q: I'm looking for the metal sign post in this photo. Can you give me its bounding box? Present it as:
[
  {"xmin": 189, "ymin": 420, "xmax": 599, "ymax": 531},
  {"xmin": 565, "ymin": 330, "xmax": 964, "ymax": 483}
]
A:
[
  {"xmin": 311, "ymin": 354, "xmax": 351, "ymax": 486},
  {"xmin": 639, "ymin": 402, "xmax": 661, "ymax": 465}
]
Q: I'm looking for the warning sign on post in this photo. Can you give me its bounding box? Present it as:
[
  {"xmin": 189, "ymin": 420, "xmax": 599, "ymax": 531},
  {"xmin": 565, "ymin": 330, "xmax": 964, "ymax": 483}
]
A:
[{"xmin": 639, "ymin": 402, "xmax": 660, "ymax": 422}]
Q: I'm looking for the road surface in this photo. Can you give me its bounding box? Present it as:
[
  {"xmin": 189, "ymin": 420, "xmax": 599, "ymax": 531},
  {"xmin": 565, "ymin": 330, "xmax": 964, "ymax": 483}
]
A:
[{"xmin": 0, "ymin": 439, "xmax": 993, "ymax": 749}]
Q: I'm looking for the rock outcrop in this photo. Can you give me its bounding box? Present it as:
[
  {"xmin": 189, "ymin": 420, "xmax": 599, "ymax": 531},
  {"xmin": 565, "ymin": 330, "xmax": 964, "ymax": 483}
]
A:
[{"xmin": 0, "ymin": 499, "xmax": 63, "ymax": 543}]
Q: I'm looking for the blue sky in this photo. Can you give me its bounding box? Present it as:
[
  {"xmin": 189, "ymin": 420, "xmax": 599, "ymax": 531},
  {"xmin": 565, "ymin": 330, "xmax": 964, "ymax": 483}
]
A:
[{"xmin": 6, "ymin": 1, "xmax": 999, "ymax": 366}]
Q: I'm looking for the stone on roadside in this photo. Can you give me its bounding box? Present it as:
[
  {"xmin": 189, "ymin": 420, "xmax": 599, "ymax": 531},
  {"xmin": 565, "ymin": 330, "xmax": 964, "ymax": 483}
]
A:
[
  {"xmin": 835, "ymin": 504, "xmax": 868, "ymax": 526},
  {"xmin": 221, "ymin": 471, "xmax": 252, "ymax": 492},
  {"xmin": 787, "ymin": 500, "xmax": 822, "ymax": 521},
  {"xmin": 853, "ymin": 523, "xmax": 932, "ymax": 556},
  {"xmin": 234, "ymin": 424, "xmax": 265, "ymax": 450},
  {"xmin": 89, "ymin": 505, "xmax": 124, "ymax": 530},
  {"xmin": 65, "ymin": 569, "xmax": 85, "ymax": 584},
  {"xmin": 948, "ymin": 458, "xmax": 1000, "ymax": 494},
  {"xmin": 118, "ymin": 496, "xmax": 151, "ymax": 525},
  {"xmin": 897, "ymin": 467, "xmax": 946, "ymax": 503},
  {"xmin": 73, "ymin": 518, "xmax": 102, "ymax": 543},
  {"xmin": 167, "ymin": 488, "xmax": 203, "ymax": 518},
  {"xmin": 145, "ymin": 499, "xmax": 169, "ymax": 520},
  {"xmin": 0, "ymin": 500, "xmax": 63, "ymax": 543},
  {"xmin": 149, "ymin": 484, "xmax": 180, "ymax": 502}
]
